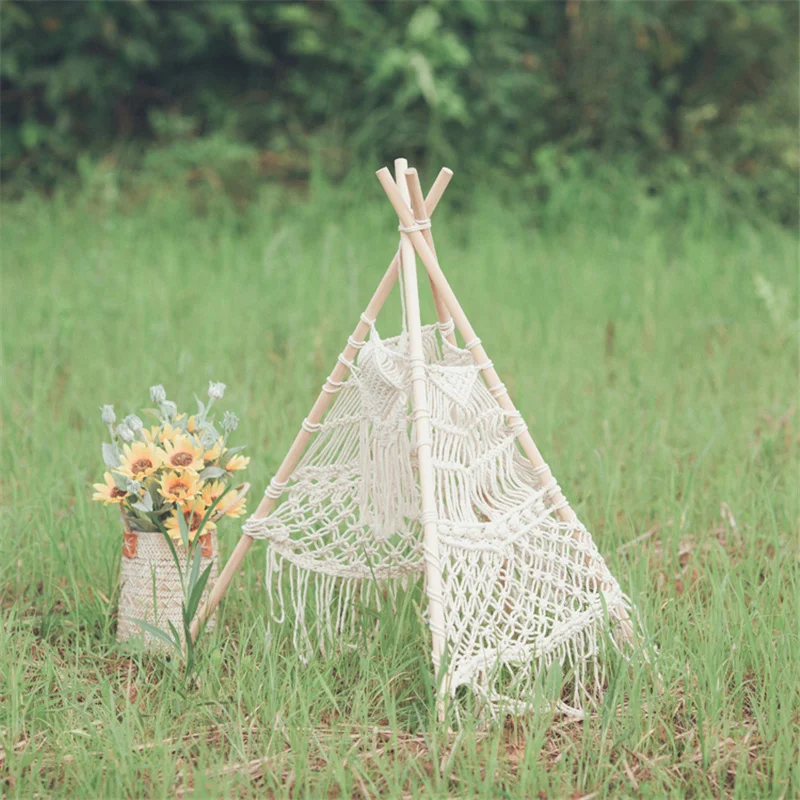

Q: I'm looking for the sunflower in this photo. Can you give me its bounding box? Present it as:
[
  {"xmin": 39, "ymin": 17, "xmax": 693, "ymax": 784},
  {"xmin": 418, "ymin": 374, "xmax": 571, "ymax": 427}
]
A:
[
  {"xmin": 159, "ymin": 470, "xmax": 200, "ymax": 504},
  {"xmin": 142, "ymin": 423, "xmax": 181, "ymax": 444},
  {"xmin": 142, "ymin": 426, "xmax": 159, "ymax": 443},
  {"xmin": 163, "ymin": 434, "xmax": 205, "ymax": 473},
  {"xmin": 93, "ymin": 471, "xmax": 130, "ymax": 504},
  {"xmin": 119, "ymin": 441, "xmax": 163, "ymax": 480},
  {"xmin": 165, "ymin": 502, "xmax": 216, "ymax": 543},
  {"xmin": 201, "ymin": 479, "xmax": 227, "ymax": 507},
  {"xmin": 225, "ymin": 454, "xmax": 250, "ymax": 472},
  {"xmin": 200, "ymin": 479, "xmax": 243, "ymax": 516},
  {"xmin": 203, "ymin": 437, "xmax": 223, "ymax": 462},
  {"xmin": 222, "ymin": 494, "xmax": 247, "ymax": 518}
]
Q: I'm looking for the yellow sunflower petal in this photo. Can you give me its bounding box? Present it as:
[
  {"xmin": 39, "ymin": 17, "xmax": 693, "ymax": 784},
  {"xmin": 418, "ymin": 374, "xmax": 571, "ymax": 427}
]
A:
[{"xmin": 225, "ymin": 454, "xmax": 250, "ymax": 472}]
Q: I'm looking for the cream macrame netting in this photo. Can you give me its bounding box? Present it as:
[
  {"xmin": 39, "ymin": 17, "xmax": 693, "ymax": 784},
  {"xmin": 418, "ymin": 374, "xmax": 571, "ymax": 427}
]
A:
[
  {"xmin": 190, "ymin": 160, "xmax": 647, "ymax": 720},
  {"xmin": 243, "ymin": 320, "xmax": 634, "ymax": 718}
]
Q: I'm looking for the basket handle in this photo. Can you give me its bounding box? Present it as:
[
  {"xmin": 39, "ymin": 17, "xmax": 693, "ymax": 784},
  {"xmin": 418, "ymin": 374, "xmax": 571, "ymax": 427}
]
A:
[{"xmin": 211, "ymin": 482, "xmax": 251, "ymax": 522}]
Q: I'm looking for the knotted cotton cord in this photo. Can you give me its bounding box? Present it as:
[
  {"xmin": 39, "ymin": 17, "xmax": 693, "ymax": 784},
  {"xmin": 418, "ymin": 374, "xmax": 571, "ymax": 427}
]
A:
[
  {"xmin": 437, "ymin": 318, "xmax": 456, "ymax": 338},
  {"xmin": 262, "ymin": 477, "xmax": 288, "ymax": 501},
  {"xmin": 322, "ymin": 375, "xmax": 343, "ymax": 394},
  {"xmin": 398, "ymin": 217, "xmax": 432, "ymax": 234},
  {"xmin": 504, "ymin": 408, "xmax": 528, "ymax": 436},
  {"xmin": 347, "ymin": 335, "xmax": 366, "ymax": 350}
]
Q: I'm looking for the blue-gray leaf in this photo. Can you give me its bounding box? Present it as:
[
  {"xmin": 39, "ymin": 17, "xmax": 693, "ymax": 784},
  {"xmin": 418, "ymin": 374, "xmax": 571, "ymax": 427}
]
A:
[
  {"xmin": 112, "ymin": 472, "xmax": 130, "ymax": 492},
  {"xmin": 102, "ymin": 442, "xmax": 121, "ymax": 468},
  {"xmin": 199, "ymin": 466, "xmax": 226, "ymax": 480}
]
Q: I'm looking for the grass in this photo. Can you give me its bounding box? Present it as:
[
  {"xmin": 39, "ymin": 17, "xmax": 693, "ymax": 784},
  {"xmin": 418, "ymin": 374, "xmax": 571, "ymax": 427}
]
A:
[{"xmin": 1, "ymin": 173, "xmax": 798, "ymax": 798}]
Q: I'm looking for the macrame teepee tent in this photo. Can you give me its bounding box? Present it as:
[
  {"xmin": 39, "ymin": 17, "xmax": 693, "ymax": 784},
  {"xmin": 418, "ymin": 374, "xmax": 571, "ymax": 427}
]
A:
[{"xmin": 193, "ymin": 160, "xmax": 636, "ymax": 717}]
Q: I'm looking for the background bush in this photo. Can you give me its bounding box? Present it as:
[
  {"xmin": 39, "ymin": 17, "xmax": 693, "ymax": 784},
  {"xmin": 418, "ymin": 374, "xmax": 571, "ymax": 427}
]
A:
[{"xmin": 2, "ymin": 0, "xmax": 797, "ymax": 221}]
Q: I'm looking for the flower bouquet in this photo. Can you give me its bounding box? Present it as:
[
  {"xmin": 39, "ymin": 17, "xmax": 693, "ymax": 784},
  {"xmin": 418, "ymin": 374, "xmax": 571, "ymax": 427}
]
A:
[{"xmin": 94, "ymin": 382, "xmax": 249, "ymax": 651}]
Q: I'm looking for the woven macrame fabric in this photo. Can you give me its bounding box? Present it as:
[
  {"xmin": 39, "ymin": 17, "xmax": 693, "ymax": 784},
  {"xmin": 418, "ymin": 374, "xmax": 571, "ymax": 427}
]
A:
[{"xmin": 244, "ymin": 324, "xmax": 632, "ymax": 716}]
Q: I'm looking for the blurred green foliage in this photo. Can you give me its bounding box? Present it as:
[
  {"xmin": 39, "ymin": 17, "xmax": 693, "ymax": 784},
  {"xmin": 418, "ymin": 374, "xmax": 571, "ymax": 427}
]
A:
[{"xmin": 2, "ymin": 0, "xmax": 797, "ymax": 221}]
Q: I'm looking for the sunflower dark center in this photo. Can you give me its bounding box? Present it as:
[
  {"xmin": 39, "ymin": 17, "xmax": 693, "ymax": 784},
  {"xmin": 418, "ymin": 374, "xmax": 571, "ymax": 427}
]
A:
[
  {"xmin": 131, "ymin": 458, "xmax": 153, "ymax": 473},
  {"xmin": 111, "ymin": 487, "xmax": 127, "ymax": 499},
  {"xmin": 171, "ymin": 452, "xmax": 193, "ymax": 467}
]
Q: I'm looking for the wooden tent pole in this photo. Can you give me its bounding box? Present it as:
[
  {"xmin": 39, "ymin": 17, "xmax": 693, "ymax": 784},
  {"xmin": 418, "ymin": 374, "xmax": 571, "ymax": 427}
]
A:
[
  {"xmin": 395, "ymin": 163, "xmax": 449, "ymax": 716},
  {"xmin": 404, "ymin": 168, "xmax": 456, "ymax": 350},
  {"xmin": 395, "ymin": 161, "xmax": 457, "ymax": 347},
  {"xmin": 190, "ymin": 170, "xmax": 454, "ymax": 641}
]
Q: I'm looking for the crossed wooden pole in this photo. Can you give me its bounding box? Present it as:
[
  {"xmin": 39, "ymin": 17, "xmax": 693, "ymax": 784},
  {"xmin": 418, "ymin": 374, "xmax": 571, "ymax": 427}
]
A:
[{"xmin": 191, "ymin": 160, "xmax": 632, "ymax": 667}]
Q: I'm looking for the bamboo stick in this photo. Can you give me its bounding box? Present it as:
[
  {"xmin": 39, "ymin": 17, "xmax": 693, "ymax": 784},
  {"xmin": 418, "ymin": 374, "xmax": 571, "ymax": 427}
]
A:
[
  {"xmin": 395, "ymin": 165, "xmax": 448, "ymax": 709},
  {"xmin": 190, "ymin": 170, "xmax": 454, "ymax": 640},
  {"xmin": 397, "ymin": 161, "xmax": 456, "ymax": 346},
  {"xmin": 423, "ymin": 169, "xmax": 452, "ymax": 216}
]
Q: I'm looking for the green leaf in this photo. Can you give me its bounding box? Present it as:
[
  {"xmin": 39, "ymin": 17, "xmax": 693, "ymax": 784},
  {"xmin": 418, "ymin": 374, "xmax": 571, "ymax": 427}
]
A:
[
  {"xmin": 186, "ymin": 563, "xmax": 213, "ymax": 623},
  {"xmin": 128, "ymin": 618, "xmax": 180, "ymax": 653},
  {"xmin": 187, "ymin": 544, "xmax": 202, "ymax": 605},
  {"xmin": 148, "ymin": 483, "xmax": 163, "ymax": 507},
  {"xmin": 21, "ymin": 121, "xmax": 44, "ymax": 150},
  {"xmin": 408, "ymin": 6, "xmax": 441, "ymax": 42},
  {"xmin": 167, "ymin": 619, "xmax": 182, "ymax": 648},
  {"xmin": 183, "ymin": 618, "xmax": 195, "ymax": 679},
  {"xmin": 125, "ymin": 508, "xmax": 158, "ymax": 532},
  {"xmin": 177, "ymin": 501, "xmax": 190, "ymax": 550}
]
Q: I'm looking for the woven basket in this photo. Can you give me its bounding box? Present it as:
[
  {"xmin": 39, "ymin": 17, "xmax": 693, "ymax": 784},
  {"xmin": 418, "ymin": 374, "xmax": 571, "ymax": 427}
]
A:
[
  {"xmin": 116, "ymin": 483, "xmax": 249, "ymax": 650},
  {"xmin": 116, "ymin": 526, "xmax": 219, "ymax": 649}
]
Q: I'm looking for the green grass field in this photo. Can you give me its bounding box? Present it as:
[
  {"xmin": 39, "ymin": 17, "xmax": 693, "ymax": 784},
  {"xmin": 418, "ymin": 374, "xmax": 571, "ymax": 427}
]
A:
[{"xmin": 1, "ymin": 176, "xmax": 798, "ymax": 798}]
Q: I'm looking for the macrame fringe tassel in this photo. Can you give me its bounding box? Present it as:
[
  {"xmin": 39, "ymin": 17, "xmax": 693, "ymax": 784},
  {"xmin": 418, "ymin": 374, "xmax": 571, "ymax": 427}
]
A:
[
  {"xmin": 266, "ymin": 547, "xmax": 410, "ymax": 663},
  {"xmin": 459, "ymin": 592, "xmax": 635, "ymax": 721}
]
